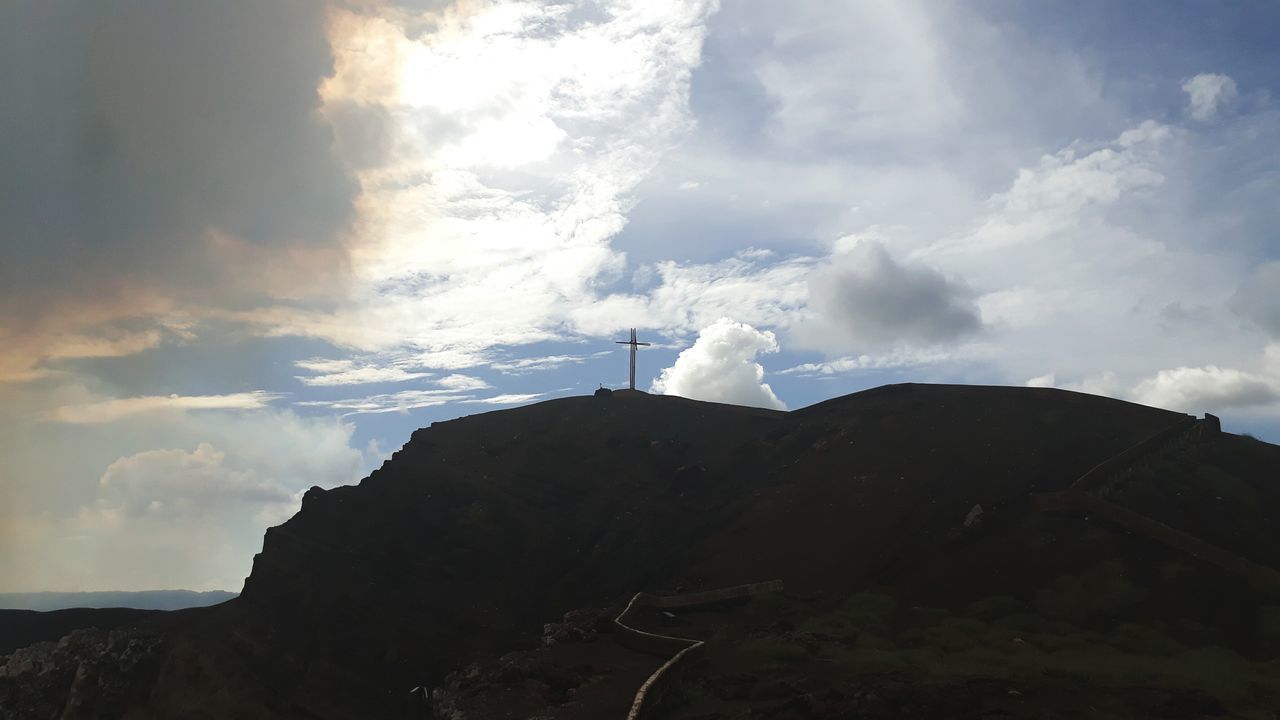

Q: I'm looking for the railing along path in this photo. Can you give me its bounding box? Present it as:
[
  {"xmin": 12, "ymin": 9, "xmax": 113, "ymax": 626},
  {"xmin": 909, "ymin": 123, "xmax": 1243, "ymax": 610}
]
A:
[{"xmin": 613, "ymin": 580, "xmax": 784, "ymax": 720}]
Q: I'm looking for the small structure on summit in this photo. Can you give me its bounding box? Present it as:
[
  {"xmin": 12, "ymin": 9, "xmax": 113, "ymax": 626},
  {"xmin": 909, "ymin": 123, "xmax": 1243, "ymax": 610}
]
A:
[
  {"xmin": 1203, "ymin": 413, "xmax": 1221, "ymax": 435},
  {"xmin": 614, "ymin": 327, "xmax": 650, "ymax": 391}
]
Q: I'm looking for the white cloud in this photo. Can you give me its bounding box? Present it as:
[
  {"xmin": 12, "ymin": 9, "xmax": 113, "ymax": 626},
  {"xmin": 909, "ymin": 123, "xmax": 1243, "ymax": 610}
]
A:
[
  {"xmin": 571, "ymin": 251, "xmax": 813, "ymax": 337},
  {"xmin": 753, "ymin": 2, "xmax": 963, "ymax": 149},
  {"xmin": 407, "ymin": 349, "xmax": 492, "ymax": 370},
  {"xmin": 1025, "ymin": 373, "xmax": 1056, "ymax": 388},
  {"xmin": 99, "ymin": 443, "xmax": 293, "ymax": 516},
  {"xmin": 925, "ymin": 120, "xmax": 1170, "ymax": 259},
  {"xmin": 435, "ymin": 373, "xmax": 491, "ymax": 391},
  {"xmin": 293, "ymin": 358, "xmax": 356, "ymax": 374},
  {"xmin": 242, "ymin": 0, "xmax": 720, "ymax": 369},
  {"xmin": 1131, "ymin": 365, "xmax": 1279, "ymax": 413},
  {"xmin": 49, "ymin": 391, "xmax": 283, "ymax": 424},
  {"xmin": 652, "ymin": 318, "xmax": 786, "ymax": 410},
  {"xmin": 1267, "ymin": 344, "xmax": 1280, "ymax": 376},
  {"xmin": 295, "ymin": 358, "xmax": 432, "ymax": 386},
  {"xmin": 781, "ymin": 348, "xmax": 960, "ymax": 376},
  {"xmin": 296, "ymin": 389, "xmax": 469, "ymax": 415},
  {"xmin": 490, "ymin": 352, "xmax": 608, "ymax": 373},
  {"xmin": 1182, "ymin": 73, "xmax": 1237, "ymax": 121},
  {"xmin": 0, "ymin": 408, "xmax": 367, "ymax": 592},
  {"xmin": 901, "ymin": 118, "xmax": 1263, "ymax": 399},
  {"xmin": 464, "ymin": 393, "xmax": 545, "ymax": 406}
]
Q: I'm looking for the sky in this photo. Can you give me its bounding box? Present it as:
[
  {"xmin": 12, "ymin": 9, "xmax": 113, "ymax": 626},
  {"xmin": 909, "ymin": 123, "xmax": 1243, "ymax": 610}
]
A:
[{"xmin": 2, "ymin": 0, "xmax": 1279, "ymax": 593}]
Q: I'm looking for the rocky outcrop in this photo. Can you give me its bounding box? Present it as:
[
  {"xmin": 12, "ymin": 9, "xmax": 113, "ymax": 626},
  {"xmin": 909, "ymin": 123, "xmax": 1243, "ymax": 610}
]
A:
[{"xmin": 0, "ymin": 627, "xmax": 163, "ymax": 719}]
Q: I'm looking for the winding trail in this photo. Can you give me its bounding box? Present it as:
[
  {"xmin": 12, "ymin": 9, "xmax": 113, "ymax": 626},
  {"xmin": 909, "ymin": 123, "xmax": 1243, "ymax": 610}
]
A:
[{"xmin": 612, "ymin": 580, "xmax": 784, "ymax": 720}]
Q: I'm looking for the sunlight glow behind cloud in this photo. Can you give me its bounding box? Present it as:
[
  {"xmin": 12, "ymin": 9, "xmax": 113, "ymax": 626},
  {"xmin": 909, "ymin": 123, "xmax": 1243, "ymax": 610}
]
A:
[{"xmin": 49, "ymin": 392, "xmax": 285, "ymax": 424}]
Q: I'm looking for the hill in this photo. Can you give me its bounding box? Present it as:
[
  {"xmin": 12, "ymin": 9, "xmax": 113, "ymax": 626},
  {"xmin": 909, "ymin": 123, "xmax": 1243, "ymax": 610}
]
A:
[
  {"xmin": 1, "ymin": 384, "xmax": 1278, "ymax": 718},
  {"xmin": 0, "ymin": 591, "xmax": 235, "ymax": 657},
  {"xmin": 0, "ymin": 591, "xmax": 238, "ymax": 612},
  {"xmin": 0, "ymin": 609, "xmax": 161, "ymax": 656}
]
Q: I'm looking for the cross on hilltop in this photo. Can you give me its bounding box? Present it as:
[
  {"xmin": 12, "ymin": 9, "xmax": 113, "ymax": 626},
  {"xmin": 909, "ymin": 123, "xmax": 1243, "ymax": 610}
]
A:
[{"xmin": 615, "ymin": 328, "xmax": 650, "ymax": 390}]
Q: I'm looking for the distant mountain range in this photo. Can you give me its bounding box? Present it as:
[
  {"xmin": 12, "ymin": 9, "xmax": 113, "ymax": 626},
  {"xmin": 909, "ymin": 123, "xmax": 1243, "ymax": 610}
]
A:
[{"xmin": 0, "ymin": 590, "xmax": 238, "ymax": 611}]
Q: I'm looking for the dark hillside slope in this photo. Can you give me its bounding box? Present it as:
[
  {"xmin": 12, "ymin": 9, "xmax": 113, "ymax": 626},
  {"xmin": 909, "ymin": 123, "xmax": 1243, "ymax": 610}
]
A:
[
  {"xmin": 691, "ymin": 384, "xmax": 1188, "ymax": 590},
  {"xmin": 1110, "ymin": 432, "xmax": 1280, "ymax": 567},
  {"xmin": 4, "ymin": 384, "xmax": 1274, "ymax": 719},
  {"xmin": 225, "ymin": 391, "xmax": 792, "ymax": 715},
  {"xmin": 0, "ymin": 609, "xmax": 160, "ymax": 655}
]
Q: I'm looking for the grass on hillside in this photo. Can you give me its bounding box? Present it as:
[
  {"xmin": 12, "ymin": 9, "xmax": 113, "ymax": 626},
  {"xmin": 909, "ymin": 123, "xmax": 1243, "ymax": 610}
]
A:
[{"xmin": 711, "ymin": 587, "xmax": 1280, "ymax": 714}]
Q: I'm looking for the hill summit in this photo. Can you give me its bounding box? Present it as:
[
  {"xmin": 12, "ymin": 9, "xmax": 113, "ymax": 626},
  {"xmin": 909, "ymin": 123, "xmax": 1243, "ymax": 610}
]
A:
[{"xmin": 2, "ymin": 384, "xmax": 1279, "ymax": 718}]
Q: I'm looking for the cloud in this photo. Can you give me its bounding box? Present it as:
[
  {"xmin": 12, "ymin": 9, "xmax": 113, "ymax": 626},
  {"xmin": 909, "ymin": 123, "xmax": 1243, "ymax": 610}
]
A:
[
  {"xmin": 652, "ymin": 319, "xmax": 786, "ymax": 410},
  {"xmin": 294, "ymin": 359, "xmax": 431, "ymax": 386},
  {"xmin": 780, "ymin": 348, "xmax": 960, "ymax": 376},
  {"xmin": 42, "ymin": 330, "xmax": 166, "ymax": 363},
  {"xmin": 490, "ymin": 353, "xmax": 609, "ymax": 373},
  {"xmin": 0, "ymin": 292, "xmax": 186, "ymax": 383},
  {"xmin": 1, "ymin": 408, "xmax": 367, "ymax": 592},
  {"xmin": 927, "ymin": 120, "xmax": 1171, "ymax": 259},
  {"xmin": 752, "ymin": 3, "xmax": 963, "ymax": 150},
  {"xmin": 795, "ymin": 240, "xmax": 981, "ymax": 353},
  {"xmin": 296, "ymin": 389, "xmax": 469, "ymax": 415},
  {"xmin": 99, "ymin": 443, "xmax": 293, "ymax": 516},
  {"xmin": 297, "ymin": 382, "xmax": 541, "ymax": 414},
  {"xmin": 0, "ymin": 1, "xmax": 354, "ymax": 296},
  {"xmin": 0, "ymin": 329, "xmax": 169, "ymax": 384},
  {"xmin": 227, "ymin": 0, "xmax": 720, "ymax": 367},
  {"xmin": 1182, "ymin": 73, "xmax": 1237, "ymax": 121},
  {"xmin": 571, "ymin": 251, "xmax": 813, "ymax": 337},
  {"xmin": 435, "ymin": 374, "xmax": 492, "ymax": 391},
  {"xmin": 49, "ymin": 391, "xmax": 283, "ymax": 424},
  {"xmin": 1230, "ymin": 261, "xmax": 1280, "ymax": 337},
  {"xmin": 1025, "ymin": 373, "xmax": 1057, "ymax": 388},
  {"xmin": 0, "ymin": 0, "xmax": 356, "ymax": 383},
  {"xmin": 464, "ymin": 393, "xmax": 545, "ymax": 406},
  {"xmin": 1131, "ymin": 365, "xmax": 1279, "ymax": 412}
]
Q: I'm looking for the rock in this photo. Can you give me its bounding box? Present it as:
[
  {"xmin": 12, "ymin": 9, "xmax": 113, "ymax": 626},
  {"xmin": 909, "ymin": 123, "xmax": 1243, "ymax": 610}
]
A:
[
  {"xmin": 963, "ymin": 504, "xmax": 984, "ymax": 528},
  {"xmin": 0, "ymin": 627, "xmax": 163, "ymax": 719},
  {"xmin": 541, "ymin": 608, "xmax": 610, "ymax": 647}
]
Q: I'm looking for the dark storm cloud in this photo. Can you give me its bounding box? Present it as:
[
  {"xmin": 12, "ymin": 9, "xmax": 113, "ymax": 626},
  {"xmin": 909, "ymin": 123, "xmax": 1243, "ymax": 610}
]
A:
[
  {"xmin": 0, "ymin": 0, "xmax": 357, "ymax": 316},
  {"xmin": 799, "ymin": 241, "xmax": 981, "ymax": 351},
  {"xmin": 325, "ymin": 101, "xmax": 396, "ymax": 171}
]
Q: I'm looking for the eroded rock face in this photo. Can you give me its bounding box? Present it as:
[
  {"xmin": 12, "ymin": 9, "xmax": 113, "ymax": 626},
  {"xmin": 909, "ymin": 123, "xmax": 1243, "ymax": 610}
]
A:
[
  {"xmin": 0, "ymin": 627, "xmax": 164, "ymax": 719},
  {"xmin": 542, "ymin": 608, "xmax": 613, "ymax": 648}
]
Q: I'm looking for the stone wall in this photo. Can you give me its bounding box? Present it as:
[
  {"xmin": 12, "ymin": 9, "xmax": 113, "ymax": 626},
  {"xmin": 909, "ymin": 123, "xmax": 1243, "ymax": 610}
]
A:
[
  {"xmin": 1070, "ymin": 415, "xmax": 1197, "ymax": 495},
  {"xmin": 1034, "ymin": 415, "xmax": 1280, "ymax": 597}
]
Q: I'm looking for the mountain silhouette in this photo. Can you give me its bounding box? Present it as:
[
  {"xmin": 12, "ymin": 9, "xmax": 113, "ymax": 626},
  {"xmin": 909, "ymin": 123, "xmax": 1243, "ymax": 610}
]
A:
[{"xmin": 2, "ymin": 384, "xmax": 1278, "ymax": 718}]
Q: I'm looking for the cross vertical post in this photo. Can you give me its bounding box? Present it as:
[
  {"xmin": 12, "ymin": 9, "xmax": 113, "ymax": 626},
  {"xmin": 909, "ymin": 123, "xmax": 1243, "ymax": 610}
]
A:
[{"xmin": 615, "ymin": 327, "xmax": 650, "ymax": 390}]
